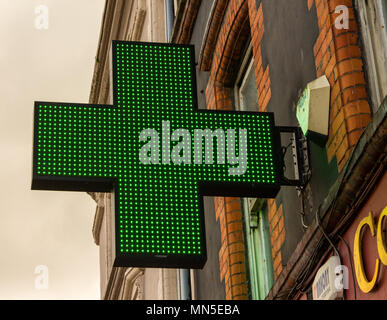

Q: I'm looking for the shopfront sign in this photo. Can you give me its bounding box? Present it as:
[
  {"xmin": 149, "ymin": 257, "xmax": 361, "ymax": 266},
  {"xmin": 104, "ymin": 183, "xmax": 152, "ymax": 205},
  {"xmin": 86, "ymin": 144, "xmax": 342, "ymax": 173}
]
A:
[
  {"xmin": 312, "ymin": 256, "xmax": 344, "ymax": 300},
  {"xmin": 31, "ymin": 41, "xmax": 281, "ymax": 268},
  {"xmin": 353, "ymin": 206, "xmax": 387, "ymax": 293}
]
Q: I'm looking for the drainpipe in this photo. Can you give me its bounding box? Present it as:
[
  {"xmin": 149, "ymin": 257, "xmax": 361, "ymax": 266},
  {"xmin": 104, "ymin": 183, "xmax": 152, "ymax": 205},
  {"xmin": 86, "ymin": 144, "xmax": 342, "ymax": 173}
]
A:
[
  {"xmin": 164, "ymin": 0, "xmax": 175, "ymax": 42},
  {"xmin": 179, "ymin": 269, "xmax": 191, "ymax": 300}
]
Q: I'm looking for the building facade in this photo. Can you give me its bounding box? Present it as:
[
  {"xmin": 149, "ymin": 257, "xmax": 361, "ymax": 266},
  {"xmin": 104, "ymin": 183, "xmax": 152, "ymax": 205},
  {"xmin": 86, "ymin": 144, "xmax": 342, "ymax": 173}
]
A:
[
  {"xmin": 88, "ymin": 0, "xmax": 387, "ymax": 300},
  {"xmin": 170, "ymin": 0, "xmax": 387, "ymax": 300}
]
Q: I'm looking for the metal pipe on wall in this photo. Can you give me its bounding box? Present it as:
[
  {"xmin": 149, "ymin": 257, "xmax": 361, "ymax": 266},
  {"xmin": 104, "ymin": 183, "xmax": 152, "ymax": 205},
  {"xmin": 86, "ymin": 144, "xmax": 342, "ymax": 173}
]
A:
[
  {"xmin": 180, "ymin": 269, "xmax": 191, "ymax": 300},
  {"xmin": 164, "ymin": 0, "xmax": 175, "ymax": 41}
]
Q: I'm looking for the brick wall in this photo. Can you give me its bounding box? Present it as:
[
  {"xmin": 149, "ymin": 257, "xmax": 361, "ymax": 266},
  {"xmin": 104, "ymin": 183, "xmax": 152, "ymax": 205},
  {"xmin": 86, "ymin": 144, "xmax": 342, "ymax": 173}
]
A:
[
  {"xmin": 205, "ymin": 0, "xmax": 250, "ymax": 111},
  {"xmin": 216, "ymin": 197, "xmax": 248, "ymax": 299},
  {"xmin": 203, "ymin": 0, "xmax": 288, "ymax": 297},
  {"xmin": 203, "ymin": 0, "xmax": 251, "ymax": 300},
  {"xmin": 192, "ymin": 0, "xmax": 372, "ymax": 300},
  {"xmin": 248, "ymin": 0, "xmax": 285, "ymax": 281},
  {"xmin": 248, "ymin": 0, "xmax": 272, "ymax": 112},
  {"xmin": 171, "ymin": 0, "xmax": 201, "ymax": 44},
  {"xmin": 268, "ymin": 200, "xmax": 286, "ymax": 279},
  {"xmin": 311, "ymin": 0, "xmax": 371, "ymax": 171}
]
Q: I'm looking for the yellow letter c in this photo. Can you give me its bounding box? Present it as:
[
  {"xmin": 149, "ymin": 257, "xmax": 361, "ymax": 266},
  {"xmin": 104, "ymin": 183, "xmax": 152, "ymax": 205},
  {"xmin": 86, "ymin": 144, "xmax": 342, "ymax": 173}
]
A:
[
  {"xmin": 377, "ymin": 207, "xmax": 387, "ymax": 266},
  {"xmin": 353, "ymin": 212, "xmax": 380, "ymax": 293}
]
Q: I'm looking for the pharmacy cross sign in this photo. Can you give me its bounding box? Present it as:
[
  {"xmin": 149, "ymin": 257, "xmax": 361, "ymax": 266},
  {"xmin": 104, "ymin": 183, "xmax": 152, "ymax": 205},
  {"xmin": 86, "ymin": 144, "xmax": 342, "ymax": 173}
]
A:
[{"xmin": 31, "ymin": 41, "xmax": 281, "ymax": 268}]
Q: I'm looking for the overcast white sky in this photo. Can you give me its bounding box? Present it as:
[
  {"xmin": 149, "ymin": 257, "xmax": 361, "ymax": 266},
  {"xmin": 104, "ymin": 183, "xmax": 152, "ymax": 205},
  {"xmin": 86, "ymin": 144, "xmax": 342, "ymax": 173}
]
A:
[{"xmin": 0, "ymin": 0, "xmax": 105, "ymax": 299}]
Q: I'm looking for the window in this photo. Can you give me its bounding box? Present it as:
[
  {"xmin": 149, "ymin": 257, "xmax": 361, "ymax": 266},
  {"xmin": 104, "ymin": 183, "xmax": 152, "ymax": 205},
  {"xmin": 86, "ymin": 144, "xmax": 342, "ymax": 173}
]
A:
[
  {"xmin": 241, "ymin": 198, "xmax": 274, "ymax": 299},
  {"xmin": 234, "ymin": 44, "xmax": 274, "ymax": 299},
  {"xmin": 356, "ymin": 0, "xmax": 387, "ymax": 111},
  {"xmin": 234, "ymin": 45, "xmax": 259, "ymax": 112}
]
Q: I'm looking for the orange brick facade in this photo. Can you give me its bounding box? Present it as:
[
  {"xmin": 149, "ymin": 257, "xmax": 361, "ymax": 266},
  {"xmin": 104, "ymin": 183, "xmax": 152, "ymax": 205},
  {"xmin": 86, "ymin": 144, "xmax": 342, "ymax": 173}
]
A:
[
  {"xmin": 311, "ymin": 0, "xmax": 371, "ymax": 171},
  {"xmin": 248, "ymin": 0, "xmax": 271, "ymax": 112},
  {"xmin": 248, "ymin": 0, "xmax": 285, "ymax": 282},
  {"xmin": 176, "ymin": 0, "xmax": 372, "ymax": 300},
  {"xmin": 268, "ymin": 200, "xmax": 285, "ymax": 279},
  {"xmin": 204, "ymin": 0, "xmax": 251, "ymax": 300},
  {"xmin": 216, "ymin": 197, "xmax": 248, "ymax": 299},
  {"xmin": 202, "ymin": 0, "xmax": 288, "ymax": 298}
]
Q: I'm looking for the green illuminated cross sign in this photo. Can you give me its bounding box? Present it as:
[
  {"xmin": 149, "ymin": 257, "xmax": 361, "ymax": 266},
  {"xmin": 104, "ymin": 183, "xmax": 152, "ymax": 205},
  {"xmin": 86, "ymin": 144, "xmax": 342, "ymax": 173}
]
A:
[{"xmin": 32, "ymin": 41, "xmax": 280, "ymax": 268}]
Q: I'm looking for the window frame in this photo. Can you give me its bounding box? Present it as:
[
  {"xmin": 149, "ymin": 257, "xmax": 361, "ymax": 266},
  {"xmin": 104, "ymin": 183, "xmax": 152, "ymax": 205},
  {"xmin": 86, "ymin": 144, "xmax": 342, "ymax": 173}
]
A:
[
  {"xmin": 234, "ymin": 43, "xmax": 275, "ymax": 299},
  {"xmin": 355, "ymin": 0, "xmax": 387, "ymax": 111},
  {"xmin": 241, "ymin": 198, "xmax": 274, "ymax": 299},
  {"xmin": 234, "ymin": 43, "xmax": 254, "ymax": 111}
]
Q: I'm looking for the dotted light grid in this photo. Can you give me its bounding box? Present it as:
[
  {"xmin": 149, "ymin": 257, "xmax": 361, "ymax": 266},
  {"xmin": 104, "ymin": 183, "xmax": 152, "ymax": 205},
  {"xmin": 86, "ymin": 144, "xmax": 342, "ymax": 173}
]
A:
[
  {"xmin": 116, "ymin": 42, "xmax": 276, "ymax": 256},
  {"xmin": 36, "ymin": 104, "xmax": 115, "ymax": 177},
  {"xmin": 36, "ymin": 42, "xmax": 276, "ymax": 258},
  {"xmin": 117, "ymin": 43, "xmax": 201, "ymax": 255}
]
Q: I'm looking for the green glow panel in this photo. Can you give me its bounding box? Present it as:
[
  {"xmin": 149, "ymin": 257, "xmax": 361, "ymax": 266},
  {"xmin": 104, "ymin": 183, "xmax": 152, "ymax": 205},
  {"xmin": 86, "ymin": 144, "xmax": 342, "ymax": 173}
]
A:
[{"xmin": 32, "ymin": 41, "xmax": 281, "ymax": 268}]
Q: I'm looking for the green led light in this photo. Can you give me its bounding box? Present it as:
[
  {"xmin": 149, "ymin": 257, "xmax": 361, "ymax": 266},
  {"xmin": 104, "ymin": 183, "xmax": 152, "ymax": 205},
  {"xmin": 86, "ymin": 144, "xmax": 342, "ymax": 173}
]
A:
[{"xmin": 32, "ymin": 41, "xmax": 279, "ymax": 268}]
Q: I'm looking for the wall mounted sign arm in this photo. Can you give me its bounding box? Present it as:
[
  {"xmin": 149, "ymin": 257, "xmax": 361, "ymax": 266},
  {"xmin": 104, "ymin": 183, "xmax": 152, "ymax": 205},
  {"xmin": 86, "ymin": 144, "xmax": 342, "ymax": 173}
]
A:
[{"xmin": 276, "ymin": 126, "xmax": 310, "ymax": 187}]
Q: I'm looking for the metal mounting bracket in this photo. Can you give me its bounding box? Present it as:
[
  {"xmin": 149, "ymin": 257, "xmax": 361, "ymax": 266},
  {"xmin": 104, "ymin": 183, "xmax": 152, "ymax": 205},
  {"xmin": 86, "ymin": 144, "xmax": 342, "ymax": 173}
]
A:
[{"xmin": 277, "ymin": 126, "xmax": 310, "ymax": 187}]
